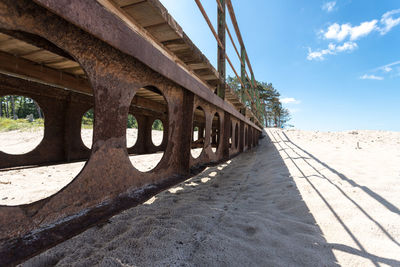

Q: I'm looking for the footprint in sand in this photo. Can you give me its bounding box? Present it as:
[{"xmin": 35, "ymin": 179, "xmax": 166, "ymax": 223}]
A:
[{"xmin": 244, "ymin": 226, "xmax": 257, "ymax": 236}]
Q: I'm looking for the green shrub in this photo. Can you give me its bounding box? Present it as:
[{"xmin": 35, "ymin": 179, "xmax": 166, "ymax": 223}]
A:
[{"xmin": 0, "ymin": 117, "xmax": 44, "ymax": 132}]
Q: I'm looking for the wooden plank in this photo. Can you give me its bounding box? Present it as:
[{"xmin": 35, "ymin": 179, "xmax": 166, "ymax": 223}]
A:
[
  {"xmin": 131, "ymin": 95, "xmax": 167, "ymax": 113},
  {"xmin": 0, "ymin": 33, "xmax": 11, "ymax": 43},
  {"xmin": 0, "ymin": 30, "xmax": 74, "ymax": 60},
  {"xmin": 162, "ymin": 39, "xmax": 188, "ymax": 52},
  {"xmin": 145, "ymin": 23, "xmax": 180, "ymax": 42},
  {"xmin": 188, "ymin": 63, "xmax": 209, "ymax": 70},
  {"xmin": 202, "ymin": 75, "xmax": 219, "ymax": 81},
  {"xmin": 20, "ymin": 49, "xmax": 43, "ymax": 57},
  {"xmin": 194, "ymin": 68, "xmax": 214, "ymax": 76},
  {"xmin": 0, "ymin": 38, "xmax": 39, "ymax": 55},
  {"xmin": 114, "ymin": 0, "xmax": 143, "ymax": 7},
  {"xmin": 0, "ymin": 51, "xmax": 92, "ymax": 94},
  {"xmin": 22, "ymin": 50, "xmax": 65, "ymax": 64},
  {"xmin": 60, "ymin": 66, "xmax": 86, "ymax": 76},
  {"xmin": 46, "ymin": 60, "xmax": 80, "ymax": 69},
  {"xmin": 123, "ymin": 1, "xmax": 164, "ymax": 27}
]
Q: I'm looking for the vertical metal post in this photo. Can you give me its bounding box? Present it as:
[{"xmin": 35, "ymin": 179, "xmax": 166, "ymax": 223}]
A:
[
  {"xmin": 217, "ymin": 0, "xmax": 226, "ymax": 99},
  {"xmin": 240, "ymin": 46, "xmax": 246, "ymax": 115},
  {"xmin": 251, "ymin": 73, "xmax": 259, "ymax": 121}
]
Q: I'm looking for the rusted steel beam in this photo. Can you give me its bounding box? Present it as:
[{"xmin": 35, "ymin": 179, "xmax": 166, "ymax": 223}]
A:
[
  {"xmin": 101, "ymin": 0, "xmax": 223, "ymax": 95},
  {"xmin": 0, "ymin": 1, "xmax": 263, "ymax": 265},
  {"xmin": 0, "ymin": 173, "xmax": 197, "ymax": 266},
  {"xmin": 32, "ymin": 0, "xmax": 260, "ymax": 130}
]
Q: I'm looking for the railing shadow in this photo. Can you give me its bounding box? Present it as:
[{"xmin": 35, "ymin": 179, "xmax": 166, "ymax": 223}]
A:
[
  {"xmin": 277, "ymin": 131, "xmax": 400, "ymax": 248},
  {"xmin": 267, "ymin": 129, "xmax": 400, "ymax": 267},
  {"xmin": 280, "ymin": 131, "xmax": 400, "ymax": 216},
  {"xmin": 24, "ymin": 131, "xmax": 341, "ymax": 266}
]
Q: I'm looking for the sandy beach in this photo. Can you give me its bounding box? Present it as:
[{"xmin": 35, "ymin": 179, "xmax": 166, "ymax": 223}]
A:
[{"xmin": 1, "ymin": 128, "xmax": 399, "ymax": 266}]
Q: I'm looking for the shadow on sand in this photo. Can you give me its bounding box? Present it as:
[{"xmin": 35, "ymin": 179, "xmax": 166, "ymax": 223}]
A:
[
  {"xmin": 267, "ymin": 130, "xmax": 400, "ymax": 267},
  {"xmin": 23, "ymin": 131, "xmax": 368, "ymax": 266}
]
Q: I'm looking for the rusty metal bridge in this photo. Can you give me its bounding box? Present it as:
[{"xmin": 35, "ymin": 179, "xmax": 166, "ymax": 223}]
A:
[{"xmin": 0, "ymin": 0, "xmax": 263, "ymax": 264}]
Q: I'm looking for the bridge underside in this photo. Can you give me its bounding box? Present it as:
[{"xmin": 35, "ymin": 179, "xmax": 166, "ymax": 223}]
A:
[{"xmin": 0, "ymin": 0, "xmax": 261, "ymax": 265}]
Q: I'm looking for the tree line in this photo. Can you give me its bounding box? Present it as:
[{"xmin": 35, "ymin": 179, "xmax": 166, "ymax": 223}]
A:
[
  {"xmin": 0, "ymin": 96, "xmax": 42, "ymax": 119},
  {"xmin": 1, "ymin": 83, "xmax": 290, "ymax": 130},
  {"xmin": 226, "ymin": 76, "xmax": 291, "ymax": 128}
]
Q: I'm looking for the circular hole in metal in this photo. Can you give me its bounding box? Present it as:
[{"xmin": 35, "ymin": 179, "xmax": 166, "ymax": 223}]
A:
[
  {"xmin": 128, "ymin": 86, "xmax": 168, "ymax": 172},
  {"xmin": 191, "ymin": 106, "xmax": 205, "ymax": 159},
  {"xmin": 127, "ymin": 114, "xmax": 138, "ymax": 148},
  {"xmin": 81, "ymin": 108, "xmax": 93, "ymax": 149},
  {"xmin": 0, "ymin": 30, "xmax": 93, "ymax": 206},
  {"xmin": 151, "ymin": 119, "xmax": 163, "ymax": 147},
  {"xmin": 211, "ymin": 112, "xmax": 220, "ymax": 153},
  {"xmin": 0, "ymin": 95, "xmax": 44, "ymax": 155}
]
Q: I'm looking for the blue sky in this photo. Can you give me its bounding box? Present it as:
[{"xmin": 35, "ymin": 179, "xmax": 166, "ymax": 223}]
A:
[{"xmin": 159, "ymin": 0, "xmax": 400, "ymax": 131}]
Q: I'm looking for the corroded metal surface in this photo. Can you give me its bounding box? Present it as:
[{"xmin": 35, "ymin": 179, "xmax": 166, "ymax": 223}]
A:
[
  {"xmin": 0, "ymin": 0, "xmax": 262, "ymax": 265},
  {"xmin": 0, "ymin": 74, "xmax": 92, "ymax": 168}
]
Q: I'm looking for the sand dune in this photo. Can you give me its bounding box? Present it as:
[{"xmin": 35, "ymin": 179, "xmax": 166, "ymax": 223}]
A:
[{"xmin": 1, "ymin": 128, "xmax": 399, "ymax": 266}]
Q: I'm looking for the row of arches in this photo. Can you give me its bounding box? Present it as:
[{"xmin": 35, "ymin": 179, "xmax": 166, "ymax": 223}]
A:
[
  {"xmin": 0, "ymin": 103, "xmax": 163, "ymax": 155},
  {"xmin": 0, "ymin": 90, "xmax": 259, "ymax": 206},
  {"xmin": 0, "ymin": 85, "xmax": 168, "ymax": 169},
  {"xmin": 81, "ymin": 111, "xmax": 163, "ymax": 150},
  {"xmin": 0, "ymin": 85, "xmax": 170, "ymax": 206},
  {"xmin": 189, "ymin": 102, "xmax": 258, "ymax": 166}
]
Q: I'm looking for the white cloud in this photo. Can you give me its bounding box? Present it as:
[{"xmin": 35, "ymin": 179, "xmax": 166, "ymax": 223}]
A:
[
  {"xmin": 350, "ymin": 20, "xmax": 379, "ymax": 40},
  {"xmin": 361, "ymin": 61, "xmax": 400, "ymax": 80},
  {"xmin": 322, "ymin": 9, "xmax": 400, "ymax": 43},
  {"xmin": 360, "ymin": 74, "xmax": 384, "ymax": 80},
  {"xmin": 307, "ymin": 42, "xmax": 358, "ymax": 60},
  {"xmin": 335, "ymin": 41, "xmax": 358, "ymax": 51},
  {"xmin": 309, "ymin": 9, "xmax": 400, "ymax": 61},
  {"xmin": 375, "ymin": 60, "xmax": 400, "ymax": 72},
  {"xmin": 307, "ymin": 47, "xmax": 332, "ymax": 60},
  {"xmin": 323, "ymin": 20, "xmax": 378, "ymax": 41},
  {"xmin": 281, "ymin": 97, "xmax": 301, "ymax": 104},
  {"xmin": 322, "ymin": 1, "xmax": 336, "ymax": 13},
  {"xmin": 383, "ymin": 66, "xmax": 392, "ymax": 72},
  {"xmin": 324, "ymin": 23, "xmax": 351, "ymax": 42},
  {"xmin": 379, "ymin": 9, "xmax": 400, "ymax": 34}
]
